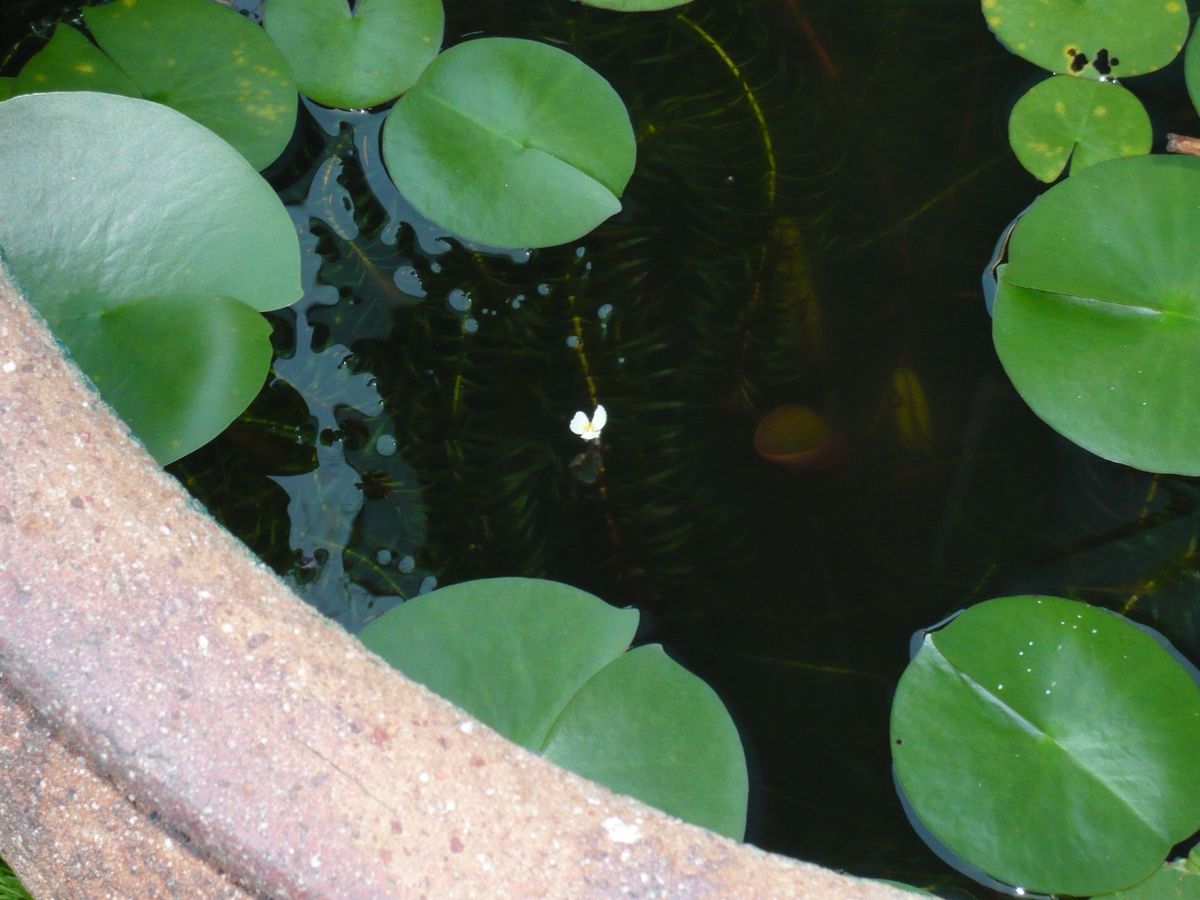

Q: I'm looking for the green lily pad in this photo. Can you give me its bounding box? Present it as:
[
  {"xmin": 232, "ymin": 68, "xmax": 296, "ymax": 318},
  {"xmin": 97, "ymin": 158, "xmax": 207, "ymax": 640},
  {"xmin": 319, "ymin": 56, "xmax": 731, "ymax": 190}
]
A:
[
  {"xmin": 80, "ymin": 0, "xmax": 297, "ymax": 170},
  {"xmin": 1008, "ymin": 75, "xmax": 1150, "ymax": 182},
  {"xmin": 359, "ymin": 577, "xmax": 748, "ymax": 838},
  {"xmin": 14, "ymin": 24, "xmax": 140, "ymax": 97},
  {"xmin": 1104, "ymin": 855, "xmax": 1200, "ymax": 899},
  {"xmin": 0, "ymin": 79, "xmax": 15, "ymax": 102},
  {"xmin": 381, "ymin": 37, "xmax": 636, "ymax": 248},
  {"xmin": 992, "ymin": 154, "xmax": 1200, "ymax": 475},
  {"xmin": 892, "ymin": 596, "xmax": 1200, "ymax": 896},
  {"xmin": 981, "ymin": 0, "xmax": 1187, "ymax": 79},
  {"xmin": 55, "ymin": 293, "xmax": 272, "ymax": 463},
  {"xmin": 581, "ymin": 0, "xmax": 692, "ymax": 9},
  {"xmin": 263, "ymin": 0, "xmax": 443, "ymax": 109},
  {"xmin": 1184, "ymin": 19, "xmax": 1200, "ymax": 123},
  {"xmin": 0, "ymin": 92, "xmax": 301, "ymax": 462}
]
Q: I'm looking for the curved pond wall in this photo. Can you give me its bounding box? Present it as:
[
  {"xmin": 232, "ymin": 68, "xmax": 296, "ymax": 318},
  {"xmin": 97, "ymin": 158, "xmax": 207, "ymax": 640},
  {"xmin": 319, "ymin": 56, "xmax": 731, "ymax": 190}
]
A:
[{"xmin": 0, "ymin": 266, "xmax": 906, "ymax": 896}]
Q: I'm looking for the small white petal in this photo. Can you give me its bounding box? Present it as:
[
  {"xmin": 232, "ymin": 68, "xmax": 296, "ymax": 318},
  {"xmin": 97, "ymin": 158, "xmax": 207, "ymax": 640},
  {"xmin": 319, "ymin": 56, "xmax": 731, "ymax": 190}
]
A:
[
  {"xmin": 591, "ymin": 404, "xmax": 607, "ymax": 431},
  {"xmin": 569, "ymin": 411, "xmax": 590, "ymax": 436}
]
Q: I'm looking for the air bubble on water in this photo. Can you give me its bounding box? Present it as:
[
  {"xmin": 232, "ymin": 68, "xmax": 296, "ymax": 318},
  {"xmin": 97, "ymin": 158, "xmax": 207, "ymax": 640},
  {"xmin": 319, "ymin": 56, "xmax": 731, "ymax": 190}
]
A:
[
  {"xmin": 376, "ymin": 434, "xmax": 398, "ymax": 456},
  {"xmin": 419, "ymin": 575, "xmax": 438, "ymax": 594},
  {"xmin": 536, "ymin": 283, "xmax": 551, "ymax": 297},
  {"xmin": 399, "ymin": 555, "xmax": 416, "ymax": 574},
  {"xmin": 566, "ymin": 335, "xmax": 581, "ymax": 348},
  {"xmin": 617, "ymin": 356, "xmax": 626, "ymax": 364},
  {"xmin": 464, "ymin": 318, "xmax": 479, "ymax": 334},
  {"xmin": 376, "ymin": 549, "xmax": 392, "ymax": 565},
  {"xmin": 511, "ymin": 294, "xmax": 525, "ymax": 310},
  {"xmin": 394, "ymin": 265, "xmax": 426, "ymax": 298},
  {"xmin": 598, "ymin": 304, "xmax": 614, "ymax": 321},
  {"xmin": 447, "ymin": 289, "xmax": 471, "ymax": 312},
  {"xmin": 430, "ymin": 260, "xmax": 442, "ymax": 274},
  {"xmin": 575, "ymin": 246, "xmax": 587, "ymax": 258}
]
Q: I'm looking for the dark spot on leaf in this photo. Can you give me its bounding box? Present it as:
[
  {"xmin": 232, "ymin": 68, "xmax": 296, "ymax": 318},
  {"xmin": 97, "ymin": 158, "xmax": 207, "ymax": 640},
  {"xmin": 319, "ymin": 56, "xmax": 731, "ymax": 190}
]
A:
[
  {"xmin": 895, "ymin": 738, "xmax": 903, "ymax": 745},
  {"xmin": 1070, "ymin": 51, "xmax": 1089, "ymax": 73},
  {"xmin": 1094, "ymin": 48, "xmax": 1115, "ymax": 76}
]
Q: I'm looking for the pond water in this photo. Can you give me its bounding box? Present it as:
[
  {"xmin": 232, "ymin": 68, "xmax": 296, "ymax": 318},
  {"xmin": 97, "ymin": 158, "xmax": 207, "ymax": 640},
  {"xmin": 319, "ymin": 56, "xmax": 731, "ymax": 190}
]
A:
[{"xmin": 7, "ymin": 1, "xmax": 1200, "ymax": 895}]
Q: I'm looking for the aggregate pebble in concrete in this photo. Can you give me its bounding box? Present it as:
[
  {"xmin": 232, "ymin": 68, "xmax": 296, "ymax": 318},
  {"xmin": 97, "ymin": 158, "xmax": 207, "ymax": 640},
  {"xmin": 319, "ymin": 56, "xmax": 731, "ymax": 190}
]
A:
[{"xmin": 0, "ymin": 267, "xmax": 909, "ymax": 899}]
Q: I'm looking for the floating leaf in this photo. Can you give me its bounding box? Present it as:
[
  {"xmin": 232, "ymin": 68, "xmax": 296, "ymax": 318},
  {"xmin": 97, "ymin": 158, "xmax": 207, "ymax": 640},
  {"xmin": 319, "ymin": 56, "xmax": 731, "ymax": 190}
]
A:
[
  {"xmin": 1008, "ymin": 75, "xmax": 1150, "ymax": 182},
  {"xmin": 541, "ymin": 644, "xmax": 749, "ymax": 840},
  {"xmin": 81, "ymin": 0, "xmax": 297, "ymax": 170},
  {"xmin": 1104, "ymin": 855, "xmax": 1200, "ymax": 899},
  {"xmin": 14, "ymin": 24, "xmax": 139, "ymax": 97},
  {"xmin": 0, "ymin": 78, "xmax": 15, "ymax": 101},
  {"xmin": 0, "ymin": 92, "xmax": 301, "ymax": 462},
  {"xmin": 753, "ymin": 404, "xmax": 842, "ymax": 470},
  {"xmin": 264, "ymin": 0, "xmax": 443, "ymax": 109},
  {"xmin": 992, "ymin": 154, "xmax": 1200, "ymax": 474},
  {"xmin": 581, "ymin": 0, "xmax": 692, "ymax": 9},
  {"xmin": 1184, "ymin": 19, "xmax": 1200, "ymax": 123},
  {"xmin": 892, "ymin": 596, "xmax": 1200, "ymax": 896},
  {"xmin": 981, "ymin": 0, "xmax": 1187, "ymax": 79},
  {"xmin": 381, "ymin": 37, "xmax": 636, "ymax": 248},
  {"xmin": 359, "ymin": 577, "xmax": 748, "ymax": 837}
]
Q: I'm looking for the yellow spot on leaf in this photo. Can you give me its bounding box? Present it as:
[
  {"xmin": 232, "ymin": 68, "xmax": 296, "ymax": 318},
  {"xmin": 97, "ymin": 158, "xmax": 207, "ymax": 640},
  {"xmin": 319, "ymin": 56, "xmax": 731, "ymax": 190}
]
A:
[
  {"xmin": 1167, "ymin": 1, "xmax": 1182, "ymax": 10},
  {"xmin": 987, "ymin": 15, "xmax": 1002, "ymax": 26},
  {"xmin": 1093, "ymin": 106, "xmax": 1107, "ymax": 116},
  {"xmin": 73, "ymin": 63, "xmax": 96, "ymax": 74},
  {"xmin": 1054, "ymin": 101, "xmax": 1066, "ymax": 115}
]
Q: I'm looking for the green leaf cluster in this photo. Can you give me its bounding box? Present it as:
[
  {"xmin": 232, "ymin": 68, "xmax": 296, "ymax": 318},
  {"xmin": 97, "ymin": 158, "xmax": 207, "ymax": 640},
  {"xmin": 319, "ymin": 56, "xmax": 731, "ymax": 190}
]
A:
[
  {"xmin": 360, "ymin": 577, "xmax": 749, "ymax": 839},
  {"xmin": 262, "ymin": 0, "xmax": 635, "ymax": 249},
  {"xmin": 4, "ymin": 0, "xmax": 297, "ymax": 171},
  {"xmin": 982, "ymin": 0, "xmax": 1177, "ymax": 182}
]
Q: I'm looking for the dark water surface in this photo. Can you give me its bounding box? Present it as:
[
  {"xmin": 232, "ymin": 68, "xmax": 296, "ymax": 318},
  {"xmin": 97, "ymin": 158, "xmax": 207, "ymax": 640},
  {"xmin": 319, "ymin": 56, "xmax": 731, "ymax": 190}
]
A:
[{"xmin": 9, "ymin": 1, "xmax": 1200, "ymax": 895}]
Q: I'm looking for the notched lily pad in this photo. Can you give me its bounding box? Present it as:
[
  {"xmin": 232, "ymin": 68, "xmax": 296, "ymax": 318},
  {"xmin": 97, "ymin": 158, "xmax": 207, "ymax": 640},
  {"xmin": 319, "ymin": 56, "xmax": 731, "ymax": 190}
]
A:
[
  {"xmin": 1008, "ymin": 75, "xmax": 1150, "ymax": 182},
  {"xmin": 359, "ymin": 577, "xmax": 748, "ymax": 837},
  {"xmin": 0, "ymin": 92, "xmax": 301, "ymax": 463},
  {"xmin": 892, "ymin": 595, "xmax": 1200, "ymax": 896},
  {"xmin": 14, "ymin": 24, "xmax": 139, "ymax": 97},
  {"xmin": 1, "ymin": 0, "xmax": 299, "ymax": 170},
  {"xmin": 264, "ymin": 0, "xmax": 444, "ymax": 109},
  {"xmin": 582, "ymin": 0, "xmax": 692, "ymax": 9},
  {"xmin": 993, "ymin": 154, "xmax": 1200, "ymax": 474},
  {"xmin": 381, "ymin": 37, "xmax": 636, "ymax": 249},
  {"xmin": 982, "ymin": 0, "xmax": 1187, "ymax": 78}
]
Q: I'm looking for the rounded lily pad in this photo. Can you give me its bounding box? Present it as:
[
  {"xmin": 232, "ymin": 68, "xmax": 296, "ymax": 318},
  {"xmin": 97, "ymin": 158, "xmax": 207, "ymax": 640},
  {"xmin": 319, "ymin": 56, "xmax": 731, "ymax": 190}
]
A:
[
  {"xmin": 0, "ymin": 92, "xmax": 301, "ymax": 462},
  {"xmin": 892, "ymin": 596, "xmax": 1200, "ymax": 896},
  {"xmin": 541, "ymin": 644, "xmax": 748, "ymax": 839},
  {"xmin": 1184, "ymin": 19, "xmax": 1200, "ymax": 123},
  {"xmin": 381, "ymin": 37, "xmax": 636, "ymax": 249},
  {"xmin": 1008, "ymin": 75, "xmax": 1150, "ymax": 182},
  {"xmin": 360, "ymin": 577, "xmax": 638, "ymax": 747},
  {"xmin": 359, "ymin": 577, "xmax": 748, "ymax": 837},
  {"xmin": 14, "ymin": 23, "xmax": 140, "ymax": 98},
  {"xmin": 83, "ymin": 0, "xmax": 297, "ymax": 170},
  {"xmin": 981, "ymin": 0, "xmax": 1187, "ymax": 79},
  {"xmin": 992, "ymin": 154, "xmax": 1200, "ymax": 475},
  {"xmin": 582, "ymin": 0, "xmax": 692, "ymax": 9},
  {"xmin": 264, "ymin": 0, "xmax": 443, "ymax": 109}
]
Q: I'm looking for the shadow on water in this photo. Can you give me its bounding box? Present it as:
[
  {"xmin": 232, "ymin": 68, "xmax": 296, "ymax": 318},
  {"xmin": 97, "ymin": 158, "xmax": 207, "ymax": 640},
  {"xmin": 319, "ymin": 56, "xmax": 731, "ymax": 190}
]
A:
[{"xmin": 9, "ymin": 1, "xmax": 1200, "ymax": 895}]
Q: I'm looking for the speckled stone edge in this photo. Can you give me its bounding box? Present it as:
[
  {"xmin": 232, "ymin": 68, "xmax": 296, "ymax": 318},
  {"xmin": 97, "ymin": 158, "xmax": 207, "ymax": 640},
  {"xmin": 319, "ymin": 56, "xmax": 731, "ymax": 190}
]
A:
[{"xmin": 0, "ymin": 268, "xmax": 909, "ymax": 898}]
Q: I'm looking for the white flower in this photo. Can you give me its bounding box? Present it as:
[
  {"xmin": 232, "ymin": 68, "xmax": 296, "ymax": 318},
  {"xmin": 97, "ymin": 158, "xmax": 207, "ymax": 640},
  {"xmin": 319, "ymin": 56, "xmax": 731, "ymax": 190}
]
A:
[{"xmin": 569, "ymin": 404, "xmax": 607, "ymax": 442}]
